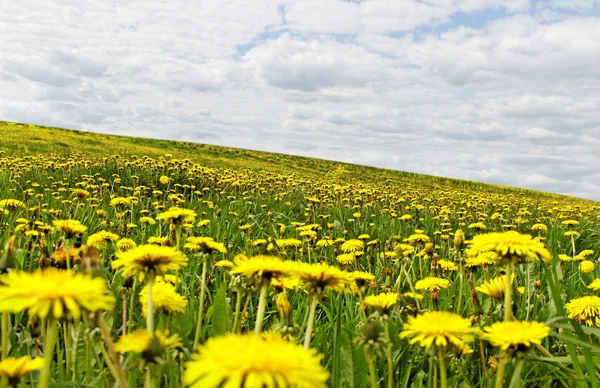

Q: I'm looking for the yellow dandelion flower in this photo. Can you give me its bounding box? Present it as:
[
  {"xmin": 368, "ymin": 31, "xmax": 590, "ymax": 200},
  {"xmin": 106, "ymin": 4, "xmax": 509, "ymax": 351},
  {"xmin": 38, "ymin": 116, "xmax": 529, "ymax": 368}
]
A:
[
  {"xmin": 147, "ymin": 236, "xmax": 171, "ymax": 246},
  {"xmin": 400, "ymin": 311, "xmax": 478, "ymax": 350},
  {"xmin": 110, "ymin": 197, "xmax": 131, "ymax": 207},
  {"xmin": 405, "ymin": 234, "xmax": 430, "ymax": 245},
  {"xmin": 566, "ymin": 296, "xmax": 600, "ymax": 327},
  {"xmin": 558, "ymin": 254, "xmax": 573, "ymax": 262},
  {"xmin": 402, "ymin": 292, "xmax": 424, "ymax": 301},
  {"xmin": 467, "ymin": 231, "xmax": 551, "ymax": 264},
  {"xmin": 111, "ymin": 245, "xmax": 188, "ymax": 281},
  {"xmin": 157, "ymin": 207, "xmax": 197, "ymax": 225},
  {"xmin": 531, "ymin": 224, "xmax": 548, "ymax": 232},
  {"xmin": 438, "ymin": 259, "xmax": 458, "ymax": 271},
  {"xmin": 116, "ymin": 238, "xmax": 137, "ymax": 252},
  {"xmin": 183, "ymin": 333, "xmax": 329, "ymax": 388},
  {"xmin": 395, "ymin": 244, "xmax": 416, "ymax": 257},
  {"xmin": 0, "ymin": 268, "xmax": 114, "ymax": 319},
  {"xmin": 336, "ymin": 253, "xmax": 356, "ymax": 265},
  {"xmin": 0, "ymin": 356, "xmax": 44, "ymax": 385},
  {"xmin": 214, "ymin": 260, "xmax": 234, "ymax": 268},
  {"xmin": 230, "ymin": 255, "xmax": 296, "ymax": 282},
  {"xmin": 561, "ymin": 220, "xmax": 579, "ymax": 227},
  {"xmin": 364, "ymin": 292, "xmax": 399, "ymax": 314},
  {"xmin": 86, "ymin": 230, "xmax": 119, "ymax": 249},
  {"xmin": 53, "ymin": 219, "xmax": 87, "ymax": 238},
  {"xmin": 341, "ymin": 239, "xmax": 364, "ymax": 253},
  {"xmin": 0, "ymin": 199, "xmax": 26, "ymax": 210},
  {"xmin": 415, "ymin": 277, "xmax": 450, "ymax": 292},
  {"xmin": 481, "ymin": 321, "xmax": 549, "ymax": 351},
  {"xmin": 587, "ymin": 279, "xmax": 600, "ymax": 291},
  {"xmin": 475, "ymin": 275, "xmax": 515, "ymax": 300},
  {"xmin": 115, "ymin": 329, "xmax": 182, "ymax": 354},
  {"xmin": 580, "ymin": 260, "xmax": 595, "ymax": 273},
  {"xmin": 139, "ymin": 281, "xmax": 188, "ymax": 316},
  {"xmin": 293, "ymin": 262, "xmax": 353, "ymax": 294},
  {"xmin": 185, "ymin": 237, "xmax": 227, "ymax": 254}
]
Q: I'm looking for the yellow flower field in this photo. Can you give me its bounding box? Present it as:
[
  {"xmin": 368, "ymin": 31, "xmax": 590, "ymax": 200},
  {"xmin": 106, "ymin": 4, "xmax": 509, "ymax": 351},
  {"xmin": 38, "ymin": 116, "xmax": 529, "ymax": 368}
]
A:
[{"xmin": 0, "ymin": 121, "xmax": 599, "ymax": 387}]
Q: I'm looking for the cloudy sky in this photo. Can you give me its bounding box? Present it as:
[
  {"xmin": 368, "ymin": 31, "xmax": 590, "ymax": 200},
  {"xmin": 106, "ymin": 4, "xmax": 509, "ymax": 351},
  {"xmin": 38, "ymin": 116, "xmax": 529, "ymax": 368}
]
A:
[{"xmin": 1, "ymin": 1, "xmax": 599, "ymax": 200}]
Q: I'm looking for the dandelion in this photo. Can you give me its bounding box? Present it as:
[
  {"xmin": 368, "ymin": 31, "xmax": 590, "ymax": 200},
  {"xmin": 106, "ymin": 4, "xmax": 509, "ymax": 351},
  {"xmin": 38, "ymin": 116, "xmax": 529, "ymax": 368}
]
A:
[
  {"xmin": 580, "ymin": 260, "xmax": 595, "ymax": 273},
  {"xmin": 566, "ymin": 295, "xmax": 600, "ymax": 327},
  {"xmin": 341, "ymin": 239, "xmax": 364, "ymax": 253},
  {"xmin": 481, "ymin": 320, "xmax": 550, "ymax": 386},
  {"xmin": 0, "ymin": 356, "xmax": 44, "ymax": 387},
  {"xmin": 364, "ymin": 292, "xmax": 399, "ymax": 315},
  {"xmin": 86, "ymin": 230, "xmax": 119, "ymax": 249},
  {"xmin": 53, "ymin": 219, "xmax": 87, "ymax": 238},
  {"xmin": 476, "ymin": 275, "xmax": 513, "ymax": 300},
  {"xmin": 111, "ymin": 245, "xmax": 188, "ymax": 281},
  {"xmin": 438, "ymin": 259, "xmax": 458, "ymax": 271},
  {"xmin": 183, "ymin": 333, "xmax": 329, "ymax": 388},
  {"xmin": 139, "ymin": 280, "xmax": 188, "ymax": 317},
  {"xmin": 115, "ymin": 329, "xmax": 182, "ymax": 359},
  {"xmin": 336, "ymin": 253, "xmax": 356, "ymax": 265},
  {"xmin": 415, "ymin": 277, "xmax": 450, "ymax": 292},
  {"xmin": 185, "ymin": 236, "xmax": 227, "ymax": 254}
]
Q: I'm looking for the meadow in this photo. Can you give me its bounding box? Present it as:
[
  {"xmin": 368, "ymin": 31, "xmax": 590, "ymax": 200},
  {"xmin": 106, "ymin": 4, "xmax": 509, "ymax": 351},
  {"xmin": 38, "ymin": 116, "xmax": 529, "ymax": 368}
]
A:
[{"xmin": 0, "ymin": 121, "xmax": 599, "ymax": 387}]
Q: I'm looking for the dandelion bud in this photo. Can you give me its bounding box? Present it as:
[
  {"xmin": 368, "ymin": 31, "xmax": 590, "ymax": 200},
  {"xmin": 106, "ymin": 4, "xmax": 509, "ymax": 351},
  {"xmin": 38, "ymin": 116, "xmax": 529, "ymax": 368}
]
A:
[
  {"xmin": 424, "ymin": 243, "xmax": 434, "ymax": 255},
  {"xmin": 488, "ymin": 356, "xmax": 499, "ymax": 371},
  {"xmin": 0, "ymin": 235, "xmax": 17, "ymax": 272},
  {"xmin": 534, "ymin": 279, "xmax": 541, "ymax": 288},
  {"xmin": 362, "ymin": 320, "xmax": 380, "ymax": 343},
  {"xmin": 276, "ymin": 292, "xmax": 291, "ymax": 316},
  {"xmin": 454, "ymin": 230, "xmax": 465, "ymax": 250}
]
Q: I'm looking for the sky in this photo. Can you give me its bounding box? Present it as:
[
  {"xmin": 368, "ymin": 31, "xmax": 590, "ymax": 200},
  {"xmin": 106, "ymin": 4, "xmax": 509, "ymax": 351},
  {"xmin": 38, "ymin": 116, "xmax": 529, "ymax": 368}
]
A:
[{"xmin": 1, "ymin": 0, "xmax": 599, "ymax": 200}]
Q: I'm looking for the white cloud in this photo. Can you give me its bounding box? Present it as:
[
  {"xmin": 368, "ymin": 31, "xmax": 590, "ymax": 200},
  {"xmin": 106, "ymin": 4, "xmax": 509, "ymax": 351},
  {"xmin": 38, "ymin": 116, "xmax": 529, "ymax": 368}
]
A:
[{"xmin": 0, "ymin": 0, "xmax": 599, "ymax": 199}]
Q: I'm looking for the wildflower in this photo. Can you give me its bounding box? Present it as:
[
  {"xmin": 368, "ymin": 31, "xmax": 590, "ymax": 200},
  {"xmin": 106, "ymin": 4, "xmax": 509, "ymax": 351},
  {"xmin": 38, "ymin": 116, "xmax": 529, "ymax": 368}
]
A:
[
  {"xmin": 157, "ymin": 207, "xmax": 197, "ymax": 225},
  {"xmin": 140, "ymin": 280, "xmax": 188, "ymax": 317},
  {"xmin": 587, "ymin": 279, "xmax": 600, "ymax": 291},
  {"xmin": 566, "ymin": 296, "xmax": 600, "ymax": 327},
  {"xmin": 111, "ymin": 245, "xmax": 188, "ymax": 281},
  {"xmin": 531, "ymin": 224, "xmax": 548, "ymax": 232},
  {"xmin": 454, "ymin": 229, "xmax": 465, "ymax": 249},
  {"xmin": 415, "ymin": 277, "xmax": 450, "ymax": 292},
  {"xmin": 341, "ymin": 239, "xmax": 364, "ymax": 253},
  {"xmin": 0, "ymin": 199, "xmax": 26, "ymax": 210},
  {"xmin": 476, "ymin": 275, "xmax": 513, "ymax": 300},
  {"xmin": 86, "ymin": 231, "xmax": 119, "ymax": 249},
  {"xmin": 481, "ymin": 321, "xmax": 550, "ymax": 352},
  {"xmin": 400, "ymin": 311, "xmax": 478, "ymax": 350},
  {"xmin": 405, "ymin": 234, "xmax": 430, "ymax": 245},
  {"xmin": 110, "ymin": 197, "xmax": 131, "ymax": 207},
  {"xmin": 116, "ymin": 238, "xmax": 137, "ymax": 252},
  {"xmin": 402, "ymin": 292, "xmax": 424, "ymax": 301},
  {"xmin": 185, "ymin": 237, "xmax": 227, "ymax": 254},
  {"xmin": 364, "ymin": 292, "xmax": 399, "ymax": 314},
  {"xmin": 465, "ymin": 251, "xmax": 500, "ymax": 267},
  {"xmin": 214, "ymin": 259, "xmax": 234, "ymax": 268},
  {"xmin": 53, "ymin": 219, "xmax": 87, "ymax": 238},
  {"xmin": 183, "ymin": 333, "xmax": 329, "ymax": 388},
  {"xmin": 293, "ymin": 262, "xmax": 353, "ymax": 294},
  {"xmin": 0, "ymin": 268, "xmax": 115, "ymax": 319},
  {"xmin": 0, "ymin": 356, "xmax": 44, "ymax": 386},
  {"xmin": 147, "ymin": 236, "xmax": 171, "ymax": 246},
  {"xmin": 561, "ymin": 220, "xmax": 579, "ymax": 227},
  {"xmin": 467, "ymin": 231, "xmax": 551, "ymax": 265},
  {"xmin": 580, "ymin": 260, "xmax": 595, "ymax": 273},
  {"xmin": 230, "ymin": 255, "xmax": 295, "ymax": 283},
  {"xmin": 336, "ymin": 253, "xmax": 356, "ymax": 265},
  {"xmin": 438, "ymin": 259, "xmax": 458, "ymax": 271},
  {"xmin": 115, "ymin": 329, "xmax": 182, "ymax": 355}
]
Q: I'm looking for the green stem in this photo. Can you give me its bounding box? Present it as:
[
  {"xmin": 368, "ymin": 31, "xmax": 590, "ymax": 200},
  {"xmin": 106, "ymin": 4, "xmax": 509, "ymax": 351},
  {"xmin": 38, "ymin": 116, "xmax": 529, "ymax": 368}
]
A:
[
  {"xmin": 384, "ymin": 321, "xmax": 394, "ymax": 388},
  {"xmin": 254, "ymin": 283, "xmax": 269, "ymax": 335},
  {"xmin": 438, "ymin": 347, "xmax": 448, "ymax": 388},
  {"xmin": 1, "ymin": 313, "xmax": 8, "ymax": 359},
  {"xmin": 303, "ymin": 294, "xmax": 319, "ymax": 349},
  {"xmin": 233, "ymin": 288, "xmax": 243, "ymax": 334},
  {"xmin": 366, "ymin": 347, "xmax": 378, "ymax": 388},
  {"xmin": 146, "ymin": 277, "xmax": 155, "ymax": 333},
  {"xmin": 495, "ymin": 351, "xmax": 509, "ymax": 388},
  {"xmin": 457, "ymin": 262, "xmax": 465, "ymax": 314},
  {"xmin": 194, "ymin": 259, "xmax": 208, "ymax": 348},
  {"xmin": 128, "ymin": 280, "xmax": 137, "ymax": 333},
  {"xmin": 504, "ymin": 264, "xmax": 513, "ymax": 321},
  {"xmin": 39, "ymin": 319, "xmax": 58, "ymax": 388},
  {"xmin": 98, "ymin": 314, "xmax": 130, "ymax": 388},
  {"xmin": 509, "ymin": 358, "xmax": 525, "ymax": 388}
]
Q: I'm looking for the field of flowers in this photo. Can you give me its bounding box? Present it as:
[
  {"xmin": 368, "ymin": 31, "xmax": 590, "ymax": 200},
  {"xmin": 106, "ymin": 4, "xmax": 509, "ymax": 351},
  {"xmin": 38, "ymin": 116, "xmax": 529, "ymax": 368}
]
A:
[{"xmin": 0, "ymin": 122, "xmax": 599, "ymax": 387}]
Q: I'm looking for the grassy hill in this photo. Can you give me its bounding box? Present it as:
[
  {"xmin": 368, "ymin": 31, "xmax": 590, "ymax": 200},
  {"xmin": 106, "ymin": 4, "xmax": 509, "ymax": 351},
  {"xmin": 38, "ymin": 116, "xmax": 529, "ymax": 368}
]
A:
[{"xmin": 0, "ymin": 121, "xmax": 592, "ymax": 204}]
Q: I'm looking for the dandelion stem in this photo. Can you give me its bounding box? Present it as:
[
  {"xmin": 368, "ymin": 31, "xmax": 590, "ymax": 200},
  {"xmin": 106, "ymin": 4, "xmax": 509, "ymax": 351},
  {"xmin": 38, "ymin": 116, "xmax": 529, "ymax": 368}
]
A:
[
  {"xmin": 128, "ymin": 279, "xmax": 137, "ymax": 333},
  {"xmin": 39, "ymin": 318, "xmax": 58, "ymax": 388},
  {"xmin": 194, "ymin": 258, "xmax": 208, "ymax": 348},
  {"xmin": 146, "ymin": 277, "xmax": 155, "ymax": 333},
  {"xmin": 1, "ymin": 313, "xmax": 8, "ymax": 359},
  {"xmin": 233, "ymin": 288, "xmax": 243, "ymax": 334},
  {"xmin": 254, "ymin": 282, "xmax": 269, "ymax": 335},
  {"xmin": 98, "ymin": 314, "xmax": 130, "ymax": 388},
  {"xmin": 457, "ymin": 261, "xmax": 465, "ymax": 314},
  {"xmin": 438, "ymin": 347, "xmax": 448, "ymax": 388},
  {"xmin": 510, "ymin": 358, "xmax": 525, "ymax": 388},
  {"xmin": 504, "ymin": 264, "xmax": 513, "ymax": 321},
  {"xmin": 303, "ymin": 294, "xmax": 319, "ymax": 349},
  {"xmin": 495, "ymin": 351, "xmax": 509, "ymax": 388},
  {"xmin": 366, "ymin": 347, "xmax": 378, "ymax": 388},
  {"xmin": 384, "ymin": 321, "xmax": 394, "ymax": 388}
]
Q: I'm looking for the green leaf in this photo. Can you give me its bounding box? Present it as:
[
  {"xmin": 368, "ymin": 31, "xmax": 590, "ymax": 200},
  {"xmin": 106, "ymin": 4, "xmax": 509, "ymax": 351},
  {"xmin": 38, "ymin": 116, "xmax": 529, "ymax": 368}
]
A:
[
  {"xmin": 210, "ymin": 284, "xmax": 229, "ymax": 336},
  {"xmin": 331, "ymin": 297, "xmax": 343, "ymax": 388}
]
